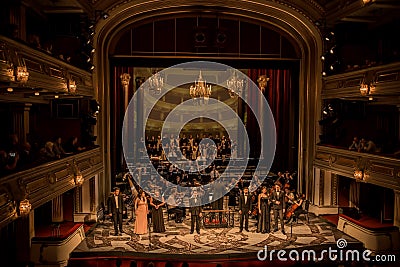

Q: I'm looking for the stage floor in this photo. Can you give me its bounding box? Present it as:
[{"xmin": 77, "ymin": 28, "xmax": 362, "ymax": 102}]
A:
[{"xmin": 72, "ymin": 212, "xmax": 362, "ymax": 260}]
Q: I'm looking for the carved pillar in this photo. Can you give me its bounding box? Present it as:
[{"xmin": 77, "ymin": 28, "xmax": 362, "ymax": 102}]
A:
[
  {"xmin": 394, "ymin": 190, "xmax": 400, "ymax": 229},
  {"xmin": 51, "ymin": 195, "xmax": 63, "ymax": 223},
  {"xmin": 74, "ymin": 186, "xmax": 82, "ymax": 214},
  {"xmin": 81, "ymin": 177, "xmax": 91, "ymax": 213},
  {"xmin": 11, "ymin": 103, "xmax": 31, "ymax": 144},
  {"xmin": 331, "ymin": 173, "xmax": 338, "ymax": 206},
  {"xmin": 90, "ymin": 175, "xmax": 97, "ymax": 213},
  {"xmin": 312, "ymin": 167, "xmax": 321, "ymax": 205},
  {"xmin": 319, "ymin": 169, "xmax": 325, "ymax": 206},
  {"xmin": 15, "ymin": 211, "xmax": 34, "ymax": 263}
]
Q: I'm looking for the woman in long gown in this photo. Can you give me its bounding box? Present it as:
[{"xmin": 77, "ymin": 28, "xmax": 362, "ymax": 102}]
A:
[
  {"xmin": 134, "ymin": 190, "xmax": 148, "ymax": 235},
  {"xmin": 150, "ymin": 191, "xmax": 165, "ymax": 233},
  {"xmin": 257, "ymin": 186, "xmax": 270, "ymax": 233}
]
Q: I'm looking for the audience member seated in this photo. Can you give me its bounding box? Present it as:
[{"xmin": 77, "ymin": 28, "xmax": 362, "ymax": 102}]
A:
[
  {"xmin": 348, "ymin": 136, "xmax": 360, "ymax": 151},
  {"xmin": 39, "ymin": 141, "xmax": 57, "ymax": 160},
  {"xmin": 64, "ymin": 136, "xmax": 86, "ymax": 153},
  {"xmin": 0, "ymin": 150, "xmax": 19, "ymax": 174},
  {"xmin": 53, "ymin": 137, "xmax": 67, "ymax": 157},
  {"xmin": 359, "ymin": 138, "xmax": 377, "ymax": 153},
  {"xmin": 19, "ymin": 142, "xmax": 33, "ymax": 166}
]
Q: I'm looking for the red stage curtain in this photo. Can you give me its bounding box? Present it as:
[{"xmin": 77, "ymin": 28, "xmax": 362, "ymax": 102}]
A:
[{"xmin": 246, "ymin": 68, "xmax": 295, "ymax": 172}]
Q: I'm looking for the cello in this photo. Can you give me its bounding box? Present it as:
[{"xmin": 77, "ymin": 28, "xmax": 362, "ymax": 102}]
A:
[{"xmin": 285, "ymin": 194, "xmax": 304, "ymax": 219}]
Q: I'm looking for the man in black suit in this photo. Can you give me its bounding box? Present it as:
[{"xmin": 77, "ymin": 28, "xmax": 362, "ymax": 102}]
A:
[
  {"xmin": 189, "ymin": 191, "xmax": 202, "ymax": 234},
  {"xmin": 238, "ymin": 187, "xmax": 252, "ymax": 232},
  {"xmin": 108, "ymin": 187, "xmax": 125, "ymax": 236},
  {"xmin": 271, "ymin": 183, "xmax": 286, "ymax": 234}
]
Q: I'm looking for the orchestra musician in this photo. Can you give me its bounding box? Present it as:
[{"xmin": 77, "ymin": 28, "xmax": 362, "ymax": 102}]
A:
[{"xmin": 285, "ymin": 193, "xmax": 305, "ymax": 223}]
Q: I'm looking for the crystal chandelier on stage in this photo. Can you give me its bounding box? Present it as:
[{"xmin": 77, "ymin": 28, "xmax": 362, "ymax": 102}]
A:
[
  {"xmin": 189, "ymin": 70, "xmax": 212, "ymax": 104},
  {"xmin": 226, "ymin": 70, "xmax": 244, "ymax": 98},
  {"xmin": 149, "ymin": 69, "xmax": 164, "ymax": 95}
]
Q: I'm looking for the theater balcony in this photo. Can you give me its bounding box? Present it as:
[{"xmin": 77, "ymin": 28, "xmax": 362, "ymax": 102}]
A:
[
  {"xmin": 0, "ymin": 146, "xmax": 102, "ymax": 229},
  {"xmin": 0, "ymin": 35, "xmax": 94, "ymax": 99},
  {"xmin": 312, "ymin": 60, "xmax": 400, "ymax": 253}
]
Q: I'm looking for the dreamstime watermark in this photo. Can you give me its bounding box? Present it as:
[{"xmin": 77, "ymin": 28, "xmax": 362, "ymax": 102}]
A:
[
  {"xmin": 257, "ymin": 238, "xmax": 397, "ymax": 263},
  {"xmin": 122, "ymin": 61, "xmax": 276, "ymax": 207}
]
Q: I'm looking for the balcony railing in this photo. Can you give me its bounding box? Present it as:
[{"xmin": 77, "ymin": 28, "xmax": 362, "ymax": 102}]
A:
[
  {"xmin": 0, "ymin": 147, "xmax": 103, "ymax": 229},
  {"xmin": 0, "ymin": 35, "xmax": 93, "ymax": 97},
  {"xmin": 322, "ymin": 62, "xmax": 400, "ymax": 100},
  {"xmin": 314, "ymin": 145, "xmax": 400, "ymax": 191}
]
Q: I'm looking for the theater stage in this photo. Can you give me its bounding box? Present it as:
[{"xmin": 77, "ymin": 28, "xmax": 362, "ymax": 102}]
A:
[{"xmin": 71, "ymin": 213, "xmax": 362, "ymax": 262}]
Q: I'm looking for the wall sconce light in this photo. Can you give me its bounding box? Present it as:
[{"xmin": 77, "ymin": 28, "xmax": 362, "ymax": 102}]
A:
[
  {"xmin": 19, "ymin": 199, "xmax": 32, "ymax": 216},
  {"xmin": 120, "ymin": 73, "xmax": 131, "ymax": 90},
  {"xmin": 257, "ymin": 75, "xmax": 270, "ymax": 92},
  {"xmin": 15, "ymin": 66, "xmax": 29, "ymax": 83},
  {"xmin": 359, "ymin": 81, "xmax": 375, "ymax": 96},
  {"xmin": 354, "ymin": 170, "xmax": 364, "ymax": 180},
  {"xmin": 68, "ymin": 79, "xmax": 77, "ymax": 94},
  {"xmin": 74, "ymin": 172, "xmax": 84, "ymax": 186}
]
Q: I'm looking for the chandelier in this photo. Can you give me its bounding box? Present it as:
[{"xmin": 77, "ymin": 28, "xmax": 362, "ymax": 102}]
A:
[
  {"xmin": 189, "ymin": 70, "xmax": 212, "ymax": 104},
  {"xmin": 149, "ymin": 69, "xmax": 164, "ymax": 94},
  {"xmin": 226, "ymin": 70, "xmax": 244, "ymax": 98}
]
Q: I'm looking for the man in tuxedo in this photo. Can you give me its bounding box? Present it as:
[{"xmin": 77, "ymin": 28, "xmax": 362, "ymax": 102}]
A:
[
  {"xmin": 189, "ymin": 191, "xmax": 202, "ymax": 234},
  {"xmin": 271, "ymin": 183, "xmax": 286, "ymax": 234},
  {"xmin": 238, "ymin": 187, "xmax": 252, "ymax": 232},
  {"xmin": 108, "ymin": 187, "xmax": 125, "ymax": 236}
]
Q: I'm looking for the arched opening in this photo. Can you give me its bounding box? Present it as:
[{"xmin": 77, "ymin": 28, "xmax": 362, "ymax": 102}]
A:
[{"xmin": 94, "ymin": 1, "xmax": 323, "ymax": 199}]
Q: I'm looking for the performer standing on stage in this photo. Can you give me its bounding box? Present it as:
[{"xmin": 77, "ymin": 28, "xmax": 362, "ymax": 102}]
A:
[
  {"xmin": 134, "ymin": 190, "xmax": 148, "ymax": 235},
  {"xmin": 257, "ymin": 186, "xmax": 270, "ymax": 233},
  {"xmin": 189, "ymin": 191, "xmax": 202, "ymax": 234},
  {"xmin": 150, "ymin": 191, "xmax": 165, "ymax": 233},
  {"xmin": 271, "ymin": 183, "xmax": 286, "ymax": 234},
  {"xmin": 108, "ymin": 187, "xmax": 125, "ymax": 236},
  {"xmin": 238, "ymin": 187, "xmax": 252, "ymax": 232}
]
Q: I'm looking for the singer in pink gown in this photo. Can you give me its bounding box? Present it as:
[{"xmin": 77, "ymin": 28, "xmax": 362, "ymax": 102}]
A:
[{"xmin": 134, "ymin": 190, "xmax": 148, "ymax": 235}]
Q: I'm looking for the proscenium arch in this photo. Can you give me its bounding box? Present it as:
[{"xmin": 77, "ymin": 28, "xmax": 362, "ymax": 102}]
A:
[{"xmin": 93, "ymin": 0, "xmax": 323, "ymax": 200}]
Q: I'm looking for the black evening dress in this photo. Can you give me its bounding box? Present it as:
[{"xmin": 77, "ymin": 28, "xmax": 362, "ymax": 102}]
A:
[
  {"xmin": 257, "ymin": 195, "xmax": 270, "ymax": 233},
  {"xmin": 151, "ymin": 199, "xmax": 165, "ymax": 233}
]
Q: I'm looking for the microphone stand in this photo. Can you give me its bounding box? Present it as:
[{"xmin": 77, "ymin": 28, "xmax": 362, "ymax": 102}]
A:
[{"xmin": 148, "ymin": 215, "xmax": 152, "ymax": 249}]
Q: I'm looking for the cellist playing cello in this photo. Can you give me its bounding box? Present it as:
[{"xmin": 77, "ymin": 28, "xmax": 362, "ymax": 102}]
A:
[{"xmin": 285, "ymin": 192, "xmax": 305, "ymax": 223}]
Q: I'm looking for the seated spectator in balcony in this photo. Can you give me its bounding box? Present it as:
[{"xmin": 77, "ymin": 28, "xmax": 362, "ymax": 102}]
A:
[
  {"xmin": 359, "ymin": 138, "xmax": 377, "ymax": 153},
  {"xmin": 19, "ymin": 142, "xmax": 33, "ymax": 166},
  {"xmin": 40, "ymin": 142, "xmax": 57, "ymax": 160},
  {"xmin": 0, "ymin": 150, "xmax": 19, "ymax": 173},
  {"xmin": 64, "ymin": 136, "xmax": 86, "ymax": 154},
  {"xmin": 348, "ymin": 136, "xmax": 360, "ymax": 151},
  {"xmin": 53, "ymin": 137, "xmax": 67, "ymax": 157},
  {"xmin": 6, "ymin": 134, "xmax": 21, "ymax": 153}
]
